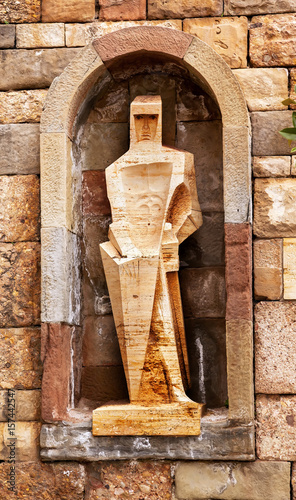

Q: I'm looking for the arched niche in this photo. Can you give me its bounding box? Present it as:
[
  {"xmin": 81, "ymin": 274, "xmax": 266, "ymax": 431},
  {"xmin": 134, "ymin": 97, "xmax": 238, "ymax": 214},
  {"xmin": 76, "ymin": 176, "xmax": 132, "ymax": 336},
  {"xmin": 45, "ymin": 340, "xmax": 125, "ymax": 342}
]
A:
[{"xmin": 40, "ymin": 27, "xmax": 254, "ymax": 460}]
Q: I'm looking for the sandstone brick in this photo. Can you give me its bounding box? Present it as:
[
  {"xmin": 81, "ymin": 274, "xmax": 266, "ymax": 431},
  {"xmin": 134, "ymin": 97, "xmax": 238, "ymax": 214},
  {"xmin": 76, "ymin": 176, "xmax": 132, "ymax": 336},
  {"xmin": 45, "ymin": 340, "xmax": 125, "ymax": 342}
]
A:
[
  {"xmin": 0, "ymin": 422, "xmax": 41, "ymax": 461},
  {"xmin": 0, "ymin": 0, "xmax": 40, "ymax": 23},
  {"xmin": 42, "ymin": 0, "xmax": 95, "ymax": 22},
  {"xmin": 250, "ymin": 14, "xmax": 296, "ymax": 67},
  {"xmin": 0, "ymin": 48, "xmax": 80, "ymax": 91},
  {"xmin": 81, "ymin": 365, "xmax": 128, "ymax": 402},
  {"xmin": 253, "ymin": 156, "xmax": 291, "ymax": 177},
  {"xmin": 290, "ymin": 68, "xmax": 296, "ymax": 106},
  {"xmin": 0, "ymin": 243, "xmax": 40, "ymax": 328},
  {"xmin": 0, "ymin": 25, "xmax": 15, "ymax": 48},
  {"xmin": 87, "ymin": 81, "xmax": 129, "ymax": 123},
  {"xmin": 175, "ymin": 460, "xmax": 290, "ymax": 500},
  {"xmin": 0, "ymin": 391, "xmax": 7, "ymax": 421},
  {"xmin": 284, "ymin": 238, "xmax": 296, "ymax": 299},
  {"xmin": 148, "ymin": 0, "xmax": 223, "ymax": 19},
  {"xmin": 14, "ymin": 390, "xmax": 41, "ymax": 421},
  {"xmin": 0, "ymin": 90, "xmax": 47, "ymax": 124},
  {"xmin": 292, "ymin": 157, "xmax": 296, "ymax": 176},
  {"xmin": 0, "ymin": 123, "xmax": 39, "ymax": 174},
  {"xmin": 225, "ymin": 0, "xmax": 296, "ymax": 15},
  {"xmin": 99, "ymin": 0, "xmax": 146, "ymax": 21},
  {"xmin": 184, "ymin": 17, "xmax": 247, "ymax": 69},
  {"xmin": 292, "ymin": 463, "xmax": 296, "ymax": 500},
  {"xmin": 0, "ymin": 175, "xmax": 40, "ymax": 243},
  {"xmin": 82, "ymin": 315, "xmax": 121, "ymax": 366},
  {"xmin": 254, "ymin": 178, "xmax": 296, "ymax": 237},
  {"xmin": 233, "ymin": 68, "xmax": 288, "ymax": 111},
  {"xmin": 254, "ymin": 239, "xmax": 282, "ymax": 300},
  {"xmin": 251, "ymin": 111, "xmax": 293, "ymax": 156},
  {"xmin": 16, "ymin": 23, "xmax": 64, "ymax": 49},
  {"xmin": 82, "ymin": 171, "xmax": 110, "ymax": 216},
  {"xmin": 176, "ymin": 78, "xmax": 220, "ymax": 122}
]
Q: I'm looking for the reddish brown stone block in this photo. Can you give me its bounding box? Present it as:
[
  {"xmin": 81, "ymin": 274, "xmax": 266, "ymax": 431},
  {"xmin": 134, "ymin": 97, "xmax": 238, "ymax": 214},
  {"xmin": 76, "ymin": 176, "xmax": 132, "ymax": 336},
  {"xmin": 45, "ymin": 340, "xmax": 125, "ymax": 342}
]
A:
[
  {"xmin": 225, "ymin": 223, "xmax": 252, "ymax": 321},
  {"xmin": 99, "ymin": 0, "xmax": 146, "ymax": 21},
  {"xmin": 42, "ymin": 0, "xmax": 95, "ymax": 22},
  {"xmin": 82, "ymin": 171, "xmax": 110, "ymax": 216},
  {"xmin": 81, "ymin": 365, "xmax": 128, "ymax": 403}
]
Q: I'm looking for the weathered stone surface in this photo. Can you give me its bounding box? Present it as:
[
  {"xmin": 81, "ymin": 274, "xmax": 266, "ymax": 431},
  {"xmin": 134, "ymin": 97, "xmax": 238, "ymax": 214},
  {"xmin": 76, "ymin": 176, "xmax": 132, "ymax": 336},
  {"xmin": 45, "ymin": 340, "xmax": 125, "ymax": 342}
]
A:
[
  {"xmin": 0, "ymin": 25, "xmax": 15, "ymax": 48},
  {"xmin": 148, "ymin": 0, "xmax": 223, "ymax": 19},
  {"xmin": 250, "ymin": 14, "xmax": 296, "ymax": 67},
  {"xmin": 253, "ymin": 156, "xmax": 291, "ymax": 177},
  {"xmin": 0, "ymin": 243, "xmax": 40, "ymax": 328},
  {"xmin": 256, "ymin": 394, "xmax": 296, "ymax": 460},
  {"xmin": 251, "ymin": 111, "xmax": 292, "ymax": 156},
  {"xmin": 284, "ymin": 238, "xmax": 296, "ymax": 299},
  {"xmin": 0, "ymin": 0, "xmax": 40, "ymax": 23},
  {"xmin": 233, "ymin": 68, "xmax": 288, "ymax": 111},
  {"xmin": 292, "ymin": 157, "xmax": 296, "ymax": 176},
  {"xmin": 16, "ymin": 23, "xmax": 64, "ymax": 49},
  {"xmin": 87, "ymin": 80, "xmax": 129, "ymax": 123},
  {"xmin": 225, "ymin": 0, "xmax": 296, "ymax": 15},
  {"xmin": 99, "ymin": 0, "xmax": 146, "ymax": 21},
  {"xmin": 0, "ymin": 329, "xmax": 41, "ymax": 390},
  {"xmin": 0, "ymin": 90, "xmax": 47, "ymax": 124},
  {"xmin": 0, "ymin": 422, "xmax": 41, "ymax": 461},
  {"xmin": 82, "ymin": 171, "xmax": 110, "ymax": 216},
  {"xmin": 0, "ymin": 48, "xmax": 80, "ymax": 91},
  {"xmin": 176, "ymin": 78, "xmax": 220, "ymax": 122},
  {"xmin": 81, "ymin": 365, "xmax": 128, "ymax": 402},
  {"xmin": 290, "ymin": 67, "xmax": 296, "ymax": 107},
  {"xmin": 42, "ymin": 0, "xmax": 95, "ymax": 22},
  {"xmin": 255, "ymin": 302, "xmax": 296, "ymax": 394},
  {"xmin": 0, "ymin": 175, "xmax": 40, "ymax": 243},
  {"xmin": 254, "ymin": 239, "xmax": 282, "ymax": 300},
  {"xmin": 0, "ymin": 390, "xmax": 41, "ymax": 421},
  {"xmin": 0, "ymin": 391, "xmax": 6, "ymax": 421},
  {"xmin": 175, "ymin": 460, "xmax": 291, "ymax": 500},
  {"xmin": 184, "ymin": 17, "xmax": 247, "ymax": 69},
  {"xmin": 254, "ymin": 178, "xmax": 296, "ymax": 237},
  {"xmin": 82, "ymin": 315, "xmax": 121, "ymax": 366},
  {"xmin": 0, "ymin": 124, "xmax": 39, "ymax": 174},
  {"xmin": 180, "ymin": 268, "xmax": 225, "ymax": 319}
]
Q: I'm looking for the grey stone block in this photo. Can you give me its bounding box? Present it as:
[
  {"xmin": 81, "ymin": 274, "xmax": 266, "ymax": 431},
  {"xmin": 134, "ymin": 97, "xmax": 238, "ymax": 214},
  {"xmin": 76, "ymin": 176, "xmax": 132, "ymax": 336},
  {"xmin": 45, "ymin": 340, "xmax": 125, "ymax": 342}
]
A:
[
  {"xmin": 0, "ymin": 123, "xmax": 40, "ymax": 174},
  {"xmin": 251, "ymin": 110, "xmax": 293, "ymax": 156},
  {"xmin": 0, "ymin": 25, "xmax": 15, "ymax": 48}
]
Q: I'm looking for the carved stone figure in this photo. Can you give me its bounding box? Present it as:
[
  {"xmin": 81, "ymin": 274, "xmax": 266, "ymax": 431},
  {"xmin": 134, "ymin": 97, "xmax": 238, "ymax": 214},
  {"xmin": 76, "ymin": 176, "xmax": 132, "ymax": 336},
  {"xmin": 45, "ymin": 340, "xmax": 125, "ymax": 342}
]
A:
[{"xmin": 93, "ymin": 96, "xmax": 203, "ymax": 436}]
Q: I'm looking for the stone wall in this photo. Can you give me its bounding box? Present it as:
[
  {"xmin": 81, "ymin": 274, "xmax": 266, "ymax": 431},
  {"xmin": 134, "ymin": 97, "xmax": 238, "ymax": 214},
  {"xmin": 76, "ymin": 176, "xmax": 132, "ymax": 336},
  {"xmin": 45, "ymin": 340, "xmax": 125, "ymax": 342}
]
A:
[{"xmin": 1, "ymin": 0, "xmax": 296, "ymax": 498}]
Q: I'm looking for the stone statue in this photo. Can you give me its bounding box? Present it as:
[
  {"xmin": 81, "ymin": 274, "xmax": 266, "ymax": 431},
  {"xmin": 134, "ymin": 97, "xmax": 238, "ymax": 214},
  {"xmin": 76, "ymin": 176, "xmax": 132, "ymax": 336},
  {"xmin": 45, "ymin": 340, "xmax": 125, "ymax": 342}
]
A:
[{"xmin": 93, "ymin": 96, "xmax": 203, "ymax": 436}]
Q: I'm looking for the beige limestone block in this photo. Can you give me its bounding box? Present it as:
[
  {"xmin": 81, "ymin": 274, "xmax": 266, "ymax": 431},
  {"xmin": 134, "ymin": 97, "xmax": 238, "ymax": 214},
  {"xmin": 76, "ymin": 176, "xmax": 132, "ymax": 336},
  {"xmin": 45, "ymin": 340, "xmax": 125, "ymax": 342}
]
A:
[
  {"xmin": 0, "ymin": 123, "xmax": 40, "ymax": 175},
  {"xmin": 250, "ymin": 14, "xmax": 296, "ymax": 67},
  {"xmin": 233, "ymin": 68, "xmax": 288, "ymax": 111},
  {"xmin": 225, "ymin": 0, "xmax": 296, "ymax": 15},
  {"xmin": 251, "ymin": 111, "xmax": 292, "ymax": 156},
  {"xmin": 42, "ymin": 0, "xmax": 95, "ymax": 22},
  {"xmin": 148, "ymin": 0, "xmax": 223, "ymax": 19},
  {"xmin": 0, "ymin": 390, "xmax": 41, "ymax": 421},
  {"xmin": 253, "ymin": 156, "xmax": 291, "ymax": 177},
  {"xmin": 0, "ymin": 0, "xmax": 40, "ymax": 23},
  {"xmin": 0, "ymin": 89, "xmax": 47, "ymax": 124},
  {"xmin": 292, "ymin": 158, "xmax": 296, "ymax": 176},
  {"xmin": 184, "ymin": 17, "xmax": 248, "ymax": 69},
  {"xmin": 0, "ymin": 422, "xmax": 41, "ymax": 461},
  {"xmin": 65, "ymin": 20, "xmax": 182, "ymax": 46},
  {"xmin": 16, "ymin": 23, "xmax": 64, "ymax": 49},
  {"xmin": 284, "ymin": 238, "xmax": 296, "ymax": 299},
  {"xmin": 254, "ymin": 239, "xmax": 282, "ymax": 300}
]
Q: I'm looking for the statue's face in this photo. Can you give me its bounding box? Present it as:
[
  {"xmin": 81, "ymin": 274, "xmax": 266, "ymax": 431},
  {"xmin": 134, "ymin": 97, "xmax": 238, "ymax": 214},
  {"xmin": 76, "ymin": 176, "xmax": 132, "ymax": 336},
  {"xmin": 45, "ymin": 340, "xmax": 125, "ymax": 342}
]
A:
[{"xmin": 134, "ymin": 114, "xmax": 158, "ymax": 142}]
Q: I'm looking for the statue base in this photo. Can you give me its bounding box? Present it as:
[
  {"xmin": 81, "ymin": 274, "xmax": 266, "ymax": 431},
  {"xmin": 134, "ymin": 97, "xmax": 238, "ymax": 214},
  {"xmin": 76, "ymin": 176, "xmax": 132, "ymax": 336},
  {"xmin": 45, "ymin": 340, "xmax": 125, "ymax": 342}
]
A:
[{"xmin": 92, "ymin": 402, "xmax": 203, "ymax": 436}]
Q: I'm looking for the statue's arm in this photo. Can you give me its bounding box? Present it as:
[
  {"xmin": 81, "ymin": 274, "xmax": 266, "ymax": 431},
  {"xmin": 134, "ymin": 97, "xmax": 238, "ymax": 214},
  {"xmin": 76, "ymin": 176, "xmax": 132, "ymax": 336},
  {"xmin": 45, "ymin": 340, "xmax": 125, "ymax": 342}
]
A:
[{"xmin": 177, "ymin": 154, "xmax": 202, "ymax": 243}]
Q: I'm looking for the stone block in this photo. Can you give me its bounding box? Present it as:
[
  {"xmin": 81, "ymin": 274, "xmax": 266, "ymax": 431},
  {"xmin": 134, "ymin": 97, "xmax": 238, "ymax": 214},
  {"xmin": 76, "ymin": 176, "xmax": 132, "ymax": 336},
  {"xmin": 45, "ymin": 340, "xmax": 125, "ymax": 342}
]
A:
[
  {"xmin": 284, "ymin": 238, "xmax": 296, "ymax": 299},
  {"xmin": 233, "ymin": 68, "xmax": 288, "ymax": 111},
  {"xmin": 254, "ymin": 239, "xmax": 282, "ymax": 300},
  {"xmin": 0, "ymin": 328, "xmax": 41, "ymax": 390},
  {"xmin": 0, "ymin": 391, "xmax": 6, "ymax": 421},
  {"xmin": 253, "ymin": 156, "xmax": 291, "ymax": 177},
  {"xmin": 0, "ymin": 422, "xmax": 41, "ymax": 461},
  {"xmin": 290, "ymin": 67, "xmax": 296, "ymax": 107},
  {"xmin": 42, "ymin": 0, "xmax": 95, "ymax": 22},
  {"xmin": 82, "ymin": 171, "xmax": 111, "ymax": 216},
  {"xmin": 255, "ymin": 302, "xmax": 296, "ymax": 394},
  {"xmin": 82, "ymin": 315, "xmax": 121, "ymax": 366},
  {"xmin": 0, "ymin": 48, "xmax": 80, "ymax": 91},
  {"xmin": 184, "ymin": 17, "xmax": 248, "ymax": 69},
  {"xmin": 225, "ymin": 0, "xmax": 296, "ymax": 15},
  {"xmin": 250, "ymin": 14, "xmax": 296, "ymax": 67},
  {"xmin": 251, "ymin": 111, "xmax": 293, "ymax": 156},
  {"xmin": 0, "ymin": 89, "xmax": 47, "ymax": 124},
  {"xmin": 0, "ymin": 123, "xmax": 39, "ymax": 175},
  {"xmin": 0, "ymin": 0, "xmax": 40, "ymax": 23},
  {"xmin": 254, "ymin": 178, "xmax": 296, "ymax": 237},
  {"xmin": 0, "ymin": 175, "xmax": 40, "ymax": 242},
  {"xmin": 0, "ymin": 390, "xmax": 41, "ymax": 421},
  {"xmin": 148, "ymin": 0, "xmax": 223, "ymax": 19},
  {"xmin": 87, "ymin": 80, "xmax": 129, "ymax": 123},
  {"xmin": 16, "ymin": 23, "xmax": 64, "ymax": 49},
  {"xmin": 176, "ymin": 78, "xmax": 220, "ymax": 122},
  {"xmin": 99, "ymin": 0, "xmax": 146, "ymax": 21},
  {"xmin": 180, "ymin": 267, "xmax": 225, "ymax": 319},
  {"xmin": 0, "ymin": 25, "xmax": 15, "ymax": 48},
  {"xmin": 256, "ymin": 394, "xmax": 296, "ymax": 460},
  {"xmin": 0, "ymin": 243, "xmax": 40, "ymax": 328},
  {"xmin": 81, "ymin": 365, "xmax": 128, "ymax": 402},
  {"xmin": 292, "ymin": 463, "xmax": 296, "ymax": 500},
  {"xmin": 175, "ymin": 460, "xmax": 291, "ymax": 500}
]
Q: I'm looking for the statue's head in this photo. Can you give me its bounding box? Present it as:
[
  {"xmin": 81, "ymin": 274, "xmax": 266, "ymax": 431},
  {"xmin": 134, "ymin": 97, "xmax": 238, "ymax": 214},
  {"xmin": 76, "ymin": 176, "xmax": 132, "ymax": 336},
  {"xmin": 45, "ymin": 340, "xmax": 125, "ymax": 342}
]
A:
[{"xmin": 130, "ymin": 95, "xmax": 162, "ymax": 148}]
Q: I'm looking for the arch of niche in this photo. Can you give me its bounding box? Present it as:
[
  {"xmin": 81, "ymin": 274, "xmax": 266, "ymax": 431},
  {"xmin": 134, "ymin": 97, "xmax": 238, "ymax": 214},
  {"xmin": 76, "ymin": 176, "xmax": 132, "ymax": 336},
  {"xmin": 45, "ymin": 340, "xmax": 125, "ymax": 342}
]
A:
[{"xmin": 40, "ymin": 26, "xmax": 254, "ymax": 460}]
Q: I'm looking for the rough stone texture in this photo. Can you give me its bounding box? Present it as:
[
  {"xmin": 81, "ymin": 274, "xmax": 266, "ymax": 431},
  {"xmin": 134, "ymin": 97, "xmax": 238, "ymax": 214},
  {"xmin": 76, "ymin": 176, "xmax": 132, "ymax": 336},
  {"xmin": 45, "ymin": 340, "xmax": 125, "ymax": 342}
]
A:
[
  {"xmin": 0, "ymin": 25, "xmax": 15, "ymax": 48},
  {"xmin": 0, "ymin": 390, "xmax": 41, "ymax": 421},
  {"xmin": 180, "ymin": 268, "xmax": 225, "ymax": 319},
  {"xmin": 233, "ymin": 68, "xmax": 288, "ymax": 111},
  {"xmin": 250, "ymin": 14, "xmax": 296, "ymax": 67},
  {"xmin": 0, "ymin": 461, "xmax": 85, "ymax": 499},
  {"xmin": 82, "ymin": 171, "xmax": 111, "ymax": 216},
  {"xmin": 225, "ymin": 0, "xmax": 296, "ymax": 15},
  {"xmin": 0, "ymin": 243, "xmax": 40, "ymax": 328},
  {"xmin": 99, "ymin": 0, "xmax": 146, "ymax": 21},
  {"xmin": 82, "ymin": 315, "xmax": 121, "ymax": 366},
  {"xmin": 16, "ymin": 23, "xmax": 65, "ymax": 49},
  {"xmin": 148, "ymin": 0, "xmax": 223, "ymax": 19},
  {"xmin": 0, "ymin": 89, "xmax": 47, "ymax": 124},
  {"xmin": 292, "ymin": 464, "xmax": 296, "ymax": 500},
  {"xmin": 0, "ymin": 0, "xmax": 40, "ymax": 23},
  {"xmin": 0, "ymin": 175, "xmax": 40, "ymax": 243},
  {"xmin": 0, "ymin": 328, "xmax": 41, "ymax": 390},
  {"xmin": 251, "ymin": 111, "xmax": 293, "ymax": 156},
  {"xmin": 176, "ymin": 78, "xmax": 221, "ymax": 122},
  {"xmin": 254, "ymin": 178, "xmax": 296, "ymax": 237},
  {"xmin": 0, "ymin": 391, "xmax": 6, "ymax": 421},
  {"xmin": 0, "ymin": 422, "xmax": 41, "ymax": 461},
  {"xmin": 81, "ymin": 365, "xmax": 128, "ymax": 402},
  {"xmin": 184, "ymin": 17, "xmax": 248, "ymax": 69},
  {"xmin": 283, "ymin": 238, "xmax": 296, "ymax": 299},
  {"xmin": 256, "ymin": 394, "xmax": 296, "ymax": 460},
  {"xmin": 255, "ymin": 302, "xmax": 296, "ymax": 394},
  {"xmin": 175, "ymin": 461, "xmax": 291, "ymax": 500},
  {"xmin": 0, "ymin": 48, "xmax": 80, "ymax": 91},
  {"xmin": 85, "ymin": 461, "xmax": 172, "ymax": 499},
  {"xmin": 254, "ymin": 239, "xmax": 282, "ymax": 300},
  {"xmin": 0, "ymin": 124, "xmax": 40, "ymax": 175},
  {"xmin": 253, "ymin": 156, "xmax": 291, "ymax": 177},
  {"xmin": 42, "ymin": 0, "xmax": 95, "ymax": 22},
  {"xmin": 290, "ymin": 67, "xmax": 296, "ymax": 107},
  {"xmin": 87, "ymin": 80, "xmax": 129, "ymax": 123},
  {"xmin": 292, "ymin": 157, "xmax": 296, "ymax": 176}
]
